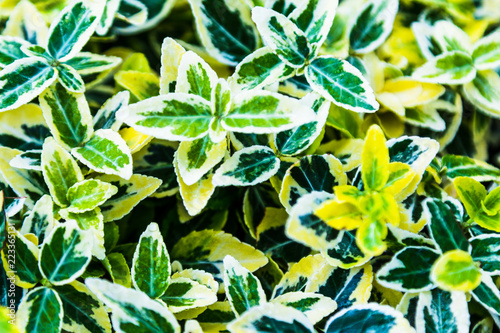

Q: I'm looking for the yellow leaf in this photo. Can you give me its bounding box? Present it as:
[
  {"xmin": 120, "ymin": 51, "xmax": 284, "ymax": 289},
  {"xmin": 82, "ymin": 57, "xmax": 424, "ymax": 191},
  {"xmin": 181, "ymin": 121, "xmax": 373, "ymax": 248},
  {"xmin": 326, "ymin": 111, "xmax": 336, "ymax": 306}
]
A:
[
  {"xmin": 119, "ymin": 127, "xmax": 152, "ymax": 154},
  {"xmin": 362, "ymin": 125, "xmax": 389, "ymax": 191},
  {"xmin": 315, "ymin": 200, "xmax": 363, "ymax": 231}
]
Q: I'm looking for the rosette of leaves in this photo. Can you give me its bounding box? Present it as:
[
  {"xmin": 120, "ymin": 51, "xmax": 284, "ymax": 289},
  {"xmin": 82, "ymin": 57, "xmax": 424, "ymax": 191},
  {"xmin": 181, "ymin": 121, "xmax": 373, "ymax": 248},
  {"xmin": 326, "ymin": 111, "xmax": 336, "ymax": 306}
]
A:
[
  {"xmin": 412, "ymin": 20, "xmax": 500, "ymax": 118},
  {"xmin": 0, "ymin": 0, "xmax": 121, "ymax": 112}
]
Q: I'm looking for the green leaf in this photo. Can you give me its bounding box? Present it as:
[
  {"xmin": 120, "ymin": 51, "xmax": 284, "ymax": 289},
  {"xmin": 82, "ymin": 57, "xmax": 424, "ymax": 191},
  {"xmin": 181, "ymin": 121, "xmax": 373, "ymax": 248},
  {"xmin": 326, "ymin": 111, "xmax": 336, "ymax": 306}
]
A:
[
  {"xmin": 132, "ymin": 222, "xmax": 171, "ymax": 299},
  {"xmin": 93, "ymin": 91, "xmax": 129, "ymax": 132},
  {"xmin": 251, "ymin": 6, "xmax": 311, "ymax": 68},
  {"xmin": 324, "ymin": 303, "xmax": 414, "ymax": 333},
  {"xmin": 227, "ymin": 302, "xmax": 315, "ymax": 333},
  {"xmin": 412, "ymin": 51, "xmax": 476, "ymax": 85},
  {"xmin": 271, "ymin": 292, "xmax": 337, "ymax": 325},
  {"xmin": 53, "ymin": 280, "xmax": 112, "ymax": 333},
  {"xmin": 230, "ymin": 47, "xmax": 295, "ymax": 91},
  {"xmin": 1, "ymin": 230, "xmax": 41, "ymax": 288},
  {"xmin": 46, "ymin": 1, "xmax": 101, "ymax": 61},
  {"xmin": 0, "ymin": 58, "xmax": 57, "ymax": 112},
  {"xmin": 175, "ymin": 51, "xmax": 218, "ymax": 101},
  {"xmin": 376, "ymin": 246, "xmax": 440, "ymax": 292},
  {"xmin": 71, "ymin": 129, "xmax": 133, "ymax": 180},
  {"xmin": 453, "ymin": 177, "xmax": 486, "ymax": 219},
  {"xmin": 280, "ymin": 154, "xmax": 346, "ymax": 210},
  {"xmin": 57, "ymin": 63, "xmax": 85, "ymax": 93},
  {"xmin": 41, "ymin": 137, "xmax": 83, "ymax": 207},
  {"xmin": 176, "ymin": 135, "xmax": 227, "ymax": 186},
  {"xmin": 442, "ymin": 155, "xmax": 500, "ymax": 182},
  {"xmin": 39, "ymin": 82, "xmax": 94, "ymax": 149},
  {"xmin": 471, "ymin": 274, "xmax": 500, "ymax": 316},
  {"xmin": 64, "ymin": 52, "xmax": 122, "ymax": 75},
  {"xmin": 159, "ymin": 277, "xmax": 217, "ymax": 313},
  {"xmin": 349, "ymin": 0, "xmax": 398, "ymax": 54},
  {"xmin": 305, "ymin": 56, "xmax": 378, "ymax": 113},
  {"xmin": 85, "ymin": 278, "xmax": 181, "ymax": 333},
  {"xmin": 67, "ymin": 179, "xmax": 118, "ymax": 213},
  {"xmin": 472, "ymin": 31, "xmax": 500, "ymax": 70},
  {"xmin": 20, "ymin": 195, "xmax": 54, "ymax": 244},
  {"xmin": 117, "ymin": 93, "xmax": 212, "ymax": 141},
  {"xmin": 356, "ymin": 219, "xmax": 387, "ymax": 257},
  {"xmin": 96, "ymin": 174, "xmax": 162, "ymax": 222},
  {"xmin": 362, "ymin": 125, "xmax": 389, "ymax": 191},
  {"xmin": 470, "ymin": 235, "xmax": 500, "ymax": 275},
  {"xmin": 213, "ymin": 146, "xmax": 279, "ymax": 187},
  {"xmin": 0, "ymin": 36, "xmax": 30, "ymax": 67},
  {"xmin": 39, "ymin": 221, "xmax": 93, "ymax": 285},
  {"xmin": 16, "ymin": 287, "xmax": 63, "ymax": 333},
  {"xmin": 415, "ymin": 289, "xmax": 469, "ymax": 333},
  {"xmin": 430, "ymin": 249, "xmax": 481, "ymax": 292},
  {"xmin": 188, "ymin": 0, "xmax": 258, "ymax": 66},
  {"xmin": 103, "ymin": 252, "xmax": 132, "ymax": 288},
  {"xmin": 223, "ymin": 255, "xmax": 266, "ymax": 316},
  {"xmin": 423, "ymin": 198, "xmax": 469, "ymax": 253},
  {"xmin": 462, "ymin": 70, "xmax": 500, "ymax": 118},
  {"xmin": 223, "ymin": 90, "xmax": 315, "ymax": 134}
]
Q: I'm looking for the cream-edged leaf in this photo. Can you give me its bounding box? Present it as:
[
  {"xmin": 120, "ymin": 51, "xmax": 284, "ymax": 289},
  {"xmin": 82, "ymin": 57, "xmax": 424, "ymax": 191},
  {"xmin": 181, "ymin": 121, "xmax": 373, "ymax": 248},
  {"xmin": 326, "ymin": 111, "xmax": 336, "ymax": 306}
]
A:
[
  {"xmin": 0, "ymin": 36, "xmax": 30, "ymax": 67},
  {"xmin": 16, "ymin": 287, "xmax": 63, "ymax": 333},
  {"xmin": 160, "ymin": 277, "xmax": 217, "ymax": 313},
  {"xmin": 472, "ymin": 31, "xmax": 500, "ymax": 70},
  {"xmin": 20, "ymin": 195, "xmax": 54, "ymax": 244},
  {"xmin": 57, "ymin": 63, "xmax": 85, "ymax": 93},
  {"xmin": 271, "ymin": 292, "xmax": 337, "ymax": 325},
  {"xmin": 160, "ymin": 38, "xmax": 186, "ymax": 94},
  {"xmin": 64, "ymin": 52, "xmax": 122, "ymax": 76},
  {"xmin": 462, "ymin": 70, "xmax": 500, "ymax": 119},
  {"xmin": 93, "ymin": 91, "xmax": 129, "ymax": 132},
  {"xmin": 9, "ymin": 150, "xmax": 42, "ymax": 171},
  {"xmin": 66, "ymin": 179, "xmax": 118, "ymax": 213},
  {"xmin": 175, "ymin": 51, "xmax": 218, "ymax": 101},
  {"xmin": 412, "ymin": 51, "xmax": 476, "ymax": 85}
]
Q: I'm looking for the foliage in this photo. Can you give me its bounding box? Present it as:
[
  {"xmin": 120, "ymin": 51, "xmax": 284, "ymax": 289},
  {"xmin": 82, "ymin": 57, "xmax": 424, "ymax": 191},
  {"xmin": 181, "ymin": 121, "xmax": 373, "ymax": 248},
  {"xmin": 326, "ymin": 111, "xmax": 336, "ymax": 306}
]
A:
[{"xmin": 1, "ymin": 0, "xmax": 500, "ymax": 332}]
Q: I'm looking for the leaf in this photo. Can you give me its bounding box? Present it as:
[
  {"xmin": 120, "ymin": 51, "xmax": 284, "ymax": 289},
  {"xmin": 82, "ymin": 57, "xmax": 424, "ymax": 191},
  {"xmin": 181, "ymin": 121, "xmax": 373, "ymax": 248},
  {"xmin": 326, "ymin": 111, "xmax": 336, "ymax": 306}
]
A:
[
  {"xmin": 16, "ymin": 287, "xmax": 63, "ymax": 333},
  {"xmin": 349, "ymin": 0, "xmax": 398, "ymax": 54},
  {"xmin": 415, "ymin": 289, "xmax": 469, "ymax": 333},
  {"xmin": 424, "ymin": 198, "xmax": 469, "ymax": 253},
  {"xmin": 431, "ymin": 249, "xmax": 481, "ymax": 292},
  {"xmin": 442, "ymin": 154, "xmax": 500, "ymax": 181},
  {"xmin": 471, "ymin": 274, "xmax": 500, "ymax": 316},
  {"xmin": 376, "ymin": 246, "xmax": 440, "ymax": 292},
  {"xmin": 305, "ymin": 56, "xmax": 379, "ymax": 113},
  {"xmin": 96, "ymin": 0, "xmax": 121, "ymax": 35},
  {"xmin": 230, "ymin": 47, "xmax": 295, "ymax": 91},
  {"xmin": 431, "ymin": 20, "xmax": 473, "ymax": 55},
  {"xmin": 65, "ymin": 52, "xmax": 122, "ymax": 76},
  {"xmin": 9, "ymin": 150, "xmax": 42, "ymax": 171},
  {"xmin": 356, "ymin": 220, "xmax": 388, "ymax": 257},
  {"xmin": 115, "ymin": 71, "xmax": 160, "ymax": 103},
  {"xmin": 322, "ymin": 229, "xmax": 371, "ymax": 269},
  {"xmin": 39, "ymin": 221, "xmax": 93, "ymax": 285},
  {"xmin": 223, "ymin": 90, "xmax": 315, "ymax": 134},
  {"xmin": 470, "ymin": 235, "xmax": 500, "ymax": 275},
  {"xmin": 20, "ymin": 195, "xmax": 54, "ymax": 244},
  {"xmin": 472, "ymin": 31, "xmax": 500, "ymax": 70},
  {"xmin": 66, "ymin": 179, "xmax": 118, "ymax": 213},
  {"xmin": 53, "ymin": 280, "xmax": 112, "ymax": 333},
  {"xmin": 271, "ymin": 292, "xmax": 337, "ymax": 324},
  {"xmin": 362, "ymin": 125, "xmax": 389, "ymax": 191},
  {"xmin": 116, "ymin": 0, "xmax": 148, "ymax": 26},
  {"xmin": 171, "ymin": 230, "xmax": 268, "ymax": 283},
  {"xmin": 175, "ymin": 51, "xmax": 218, "ymax": 101},
  {"xmin": 227, "ymin": 302, "xmax": 315, "ymax": 333},
  {"xmin": 71, "ymin": 129, "xmax": 133, "ymax": 180},
  {"xmin": 46, "ymin": 1, "xmax": 101, "ymax": 61},
  {"xmin": 103, "ymin": 253, "xmax": 132, "ymax": 288},
  {"xmin": 195, "ymin": 301, "xmax": 235, "ymax": 331},
  {"xmin": 213, "ymin": 146, "xmax": 279, "ymax": 187},
  {"xmin": 132, "ymin": 222, "xmax": 171, "ymax": 298},
  {"xmin": 462, "ymin": 70, "xmax": 500, "ymax": 118},
  {"xmin": 96, "ymin": 174, "xmax": 162, "ymax": 222},
  {"xmin": 223, "ymin": 255, "xmax": 266, "ymax": 316},
  {"xmin": 159, "ymin": 38, "xmax": 186, "ymax": 94},
  {"xmin": 57, "ymin": 63, "xmax": 85, "ymax": 93},
  {"xmin": 176, "ymin": 136, "xmax": 227, "ymax": 186},
  {"xmin": 1, "ymin": 230, "xmax": 41, "ymax": 288},
  {"xmin": 93, "ymin": 91, "xmax": 129, "ymax": 132},
  {"xmin": 251, "ymin": 6, "xmax": 311, "ymax": 68},
  {"xmin": 39, "ymin": 82, "xmax": 94, "ymax": 149},
  {"xmin": 412, "ymin": 51, "xmax": 476, "ymax": 85},
  {"xmin": 85, "ymin": 278, "xmax": 181, "ymax": 333},
  {"xmin": 117, "ymin": 93, "xmax": 213, "ymax": 141},
  {"xmin": 188, "ymin": 0, "xmax": 259, "ymax": 66},
  {"xmin": 280, "ymin": 154, "xmax": 347, "ymax": 210},
  {"xmin": 0, "ymin": 58, "xmax": 57, "ymax": 112},
  {"xmin": 160, "ymin": 277, "xmax": 217, "ymax": 313},
  {"xmin": 453, "ymin": 177, "xmax": 486, "ymax": 219},
  {"xmin": 0, "ymin": 36, "xmax": 30, "ymax": 67},
  {"xmin": 324, "ymin": 303, "xmax": 414, "ymax": 333}
]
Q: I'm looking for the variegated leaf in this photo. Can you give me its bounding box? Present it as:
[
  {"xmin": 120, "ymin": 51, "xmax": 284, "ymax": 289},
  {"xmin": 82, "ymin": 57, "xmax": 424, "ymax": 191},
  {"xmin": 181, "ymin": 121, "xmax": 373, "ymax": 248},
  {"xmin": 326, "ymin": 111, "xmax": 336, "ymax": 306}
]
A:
[
  {"xmin": 39, "ymin": 82, "xmax": 94, "ymax": 149},
  {"xmin": 430, "ymin": 249, "xmax": 481, "ymax": 292},
  {"xmin": 86, "ymin": 278, "xmax": 181, "ymax": 333},
  {"xmin": 252, "ymin": 6, "xmax": 311, "ymax": 68},
  {"xmin": 0, "ymin": 58, "xmax": 57, "ymax": 112},
  {"xmin": 471, "ymin": 274, "xmax": 500, "ymax": 316},
  {"xmin": 9, "ymin": 150, "xmax": 42, "ymax": 171},
  {"xmin": 349, "ymin": 0, "xmax": 398, "ymax": 54},
  {"xmin": 412, "ymin": 51, "xmax": 476, "ymax": 85},
  {"xmin": 160, "ymin": 277, "xmax": 217, "ymax": 313},
  {"xmin": 470, "ymin": 234, "xmax": 500, "ymax": 275},
  {"xmin": 213, "ymin": 146, "xmax": 279, "ymax": 187},
  {"xmin": 305, "ymin": 56, "xmax": 378, "ymax": 113},
  {"xmin": 96, "ymin": 0, "xmax": 121, "ymax": 35},
  {"xmin": 46, "ymin": 1, "xmax": 102, "ymax": 61},
  {"xmin": 39, "ymin": 221, "xmax": 93, "ymax": 285},
  {"xmin": 472, "ymin": 30, "xmax": 500, "ymax": 70},
  {"xmin": 72, "ymin": 129, "xmax": 133, "ymax": 180},
  {"xmin": 64, "ymin": 52, "xmax": 122, "ymax": 76},
  {"xmin": 462, "ymin": 70, "xmax": 500, "ymax": 118},
  {"xmin": 159, "ymin": 38, "xmax": 186, "ymax": 94},
  {"xmin": 117, "ymin": 93, "xmax": 212, "ymax": 141},
  {"xmin": 0, "ymin": 36, "xmax": 30, "ymax": 67},
  {"xmin": 132, "ymin": 222, "xmax": 171, "ymax": 298},
  {"xmin": 93, "ymin": 91, "xmax": 129, "ymax": 132},
  {"xmin": 57, "ymin": 63, "xmax": 85, "ymax": 93},
  {"xmin": 322, "ymin": 230, "xmax": 371, "ymax": 269},
  {"xmin": 16, "ymin": 287, "xmax": 63, "ymax": 333},
  {"xmin": 442, "ymin": 154, "xmax": 500, "ymax": 181},
  {"xmin": 3, "ymin": 1, "xmax": 48, "ymax": 46},
  {"xmin": 224, "ymin": 255, "xmax": 266, "ymax": 316},
  {"xmin": 175, "ymin": 51, "xmax": 218, "ymax": 101},
  {"xmin": 66, "ymin": 179, "xmax": 118, "ymax": 213},
  {"xmin": 102, "ymin": 252, "xmax": 132, "ymax": 288},
  {"xmin": 115, "ymin": 70, "xmax": 160, "ymax": 103},
  {"xmin": 194, "ymin": 301, "xmax": 235, "ymax": 331},
  {"xmin": 96, "ymin": 174, "xmax": 162, "ymax": 222},
  {"xmin": 20, "ymin": 195, "xmax": 54, "ymax": 244},
  {"xmin": 271, "ymin": 292, "xmax": 336, "ymax": 325},
  {"xmin": 188, "ymin": 0, "xmax": 259, "ymax": 66},
  {"xmin": 116, "ymin": 0, "xmax": 148, "ymax": 26}
]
